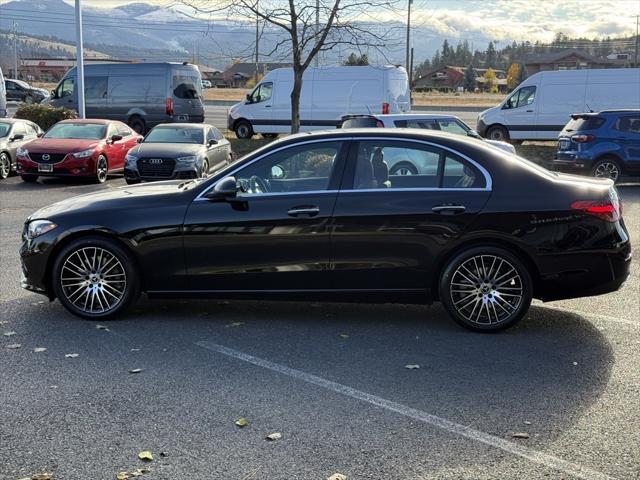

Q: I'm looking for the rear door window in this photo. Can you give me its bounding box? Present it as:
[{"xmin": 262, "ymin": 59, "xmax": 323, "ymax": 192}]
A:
[
  {"xmin": 173, "ymin": 74, "xmax": 201, "ymax": 99},
  {"xmin": 110, "ymin": 76, "xmax": 164, "ymax": 101},
  {"xmin": 442, "ymin": 154, "xmax": 485, "ymax": 189},
  {"xmin": 614, "ymin": 116, "xmax": 640, "ymax": 133},
  {"xmin": 436, "ymin": 120, "xmax": 469, "ymax": 135},
  {"xmin": 84, "ymin": 77, "xmax": 108, "ymax": 100}
]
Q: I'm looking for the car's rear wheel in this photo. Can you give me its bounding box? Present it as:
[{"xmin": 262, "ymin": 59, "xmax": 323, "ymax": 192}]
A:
[
  {"xmin": 0, "ymin": 153, "xmax": 10, "ymax": 179},
  {"xmin": 390, "ymin": 161, "xmax": 418, "ymax": 176},
  {"xmin": 592, "ymin": 157, "xmax": 621, "ymax": 183},
  {"xmin": 235, "ymin": 120, "xmax": 253, "ymax": 139},
  {"xmin": 262, "ymin": 133, "xmax": 278, "ymax": 139},
  {"xmin": 128, "ymin": 116, "xmax": 146, "ymax": 135},
  {"xmin": 94, "ymin": 155, "xmax": 108, "ymax": 184},
  {"xmin": 21, "ymin": 174, "xmax": 38, "ymax": 183},
  {"xmin": 439, "ymin": 246, "xmax": 532, "ymax": 332},
  {"xmin": 52, "ymin": 236, "xmax": 140, "ymax": 319},
  {"xmin": 486, "ymin": 125, "xmax": 509, "ymax": 142}
]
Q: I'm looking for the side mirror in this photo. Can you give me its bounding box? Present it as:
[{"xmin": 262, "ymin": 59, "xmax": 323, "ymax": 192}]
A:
[
  {"xmin": 136, "ymin": 136, "xmax": 143, "ymax": 143},
  {"xmin": 467, "ymin": 130, "xmax": 481, "ymax": 138},
  {"xmin": 205, "ymin": 176, "xmax": 237, "ymax": 200},
  {"xmin": 246, "ymin": 93, "xmax": 252, "ymax": 103},
  {"xmin": 51, "ymin": 89, "xmax": 57, "ymax": 98},
  {"xmin": 10, "ymin": 133, "xmax": 24, "ymax": 141},
  {"xmin": 110, "ymin": 134, "xmax": 123, "ymax": 143},
  {"xmin": 208, "ymin": 139, "xmax": 217, "ymax": 147}
]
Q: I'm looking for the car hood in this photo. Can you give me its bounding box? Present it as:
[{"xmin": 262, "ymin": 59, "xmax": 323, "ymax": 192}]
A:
[
  {"xmin": 29, "ymin": 180, "xmax": 188, "ymax": 221},
  {"xmin": 25, "ymin": 138, "xmax": 101, "ymax": 153},
  {"xmin": 129, "ymin": 143, "xmax": 204, "ymax": 158},
  {"xmin": 485, "ymin": 139, "xmax": 516, "ymax": 154}
]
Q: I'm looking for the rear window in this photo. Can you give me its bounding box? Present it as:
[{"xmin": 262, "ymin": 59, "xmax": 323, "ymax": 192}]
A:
[
  {"xmin": 564, "ymin": 116, "xmax": 605, "ymax": 132},
  {"xmin": 341, "ymin": 117, "xmax": 382, "ymax": 128},
  {"xmin": 173, "ymin": 74, "xmax": 201, "ymax": 99}
]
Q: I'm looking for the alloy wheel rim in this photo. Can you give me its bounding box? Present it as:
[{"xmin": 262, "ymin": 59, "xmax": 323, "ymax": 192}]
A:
[
  {"xmin": 490, "ymin": 130, "xmax": 504, "ymax": 141},
  {"xmin": 202, "ymin": 161, "xmax": 209, "ymax": 178},
  {"xmin": 0, "ymin": 155, "xmax": 9, "ymax": 178},
  {"xmin": 97, "ymin": 157, "xmax": 108, "ymax": 182},
  {"xmin": 395, "ymin": 167, "xmax": 414, "ymax": 175},
  {"xmin": 594, "ymin": 162, "xmax": 619, "ymax": 181},
  {"xmin": 238, "ymin": 125, "xmax": 249, "ymax": 137},
  {"xmin": 60, "ymin": 247, "xmax": 127, "ymax": 314},
  {"xmin": 450, "ymin": 254, "xmax": 523, "ymax": 325}
]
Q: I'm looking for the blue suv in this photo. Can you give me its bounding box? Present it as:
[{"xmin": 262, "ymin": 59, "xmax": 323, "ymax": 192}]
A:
[{"xmin": 554, "ymin": 110, "xmax": 640, "ymax": 182}]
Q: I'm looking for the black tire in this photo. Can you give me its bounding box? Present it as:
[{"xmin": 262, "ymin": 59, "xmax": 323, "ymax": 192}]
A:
[
  {"xmin": 439, "ymin": 246, "xmax": 533, "ymax": 332},
  {"xmin": 262, "ymin": 133, "xmax": 278, "ymax": 139},
  {"xmin": 592, "ymin": 156, "xmax": 621, "ymax": 183},
  {"xmin": 486, "ymin": 125, "xmax": 510, "ymax": 142},
  {"xmin": 0, "ymin": 152, "xmax": 10, "ymax": 179},
  {"xmin": 201, "ymin": 159, "xmax": 209, "ymax": 178},
  {"xmin": 390, "ymin": 161, "xmax": 418, "ymax": 176},
  {"xmin": 21, "ymin": 174, "xmax": 38, "ymax": 183},
  {"xmin": 128, "ymin": 116, "xmax": 146, "ymax": 135},
  {"xmin": 52, "ymin": 236, "xmax": 141, "ymax": 320},
  {"xmin": 125, "ymin": 178, "xmax": 141, "ymax": 185},
  {"xmin": 234, "ymin": 120, "xmax": 253, "ymax": 139},
  {"xmin": 94, "ymin": 155, "xmax": 108, "ymax": 184}
]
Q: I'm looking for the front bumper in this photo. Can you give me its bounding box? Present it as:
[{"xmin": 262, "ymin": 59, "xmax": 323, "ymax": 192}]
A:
[
  {"xmin": 17, "ymin": 155, "xmax": 99, "ymax": 177},
  {"xmin": 124, "ymin": 166, "xmax": 199, "ymax": 182},
  {"xmin": 476, "ymin": 118, "xmax": 488, "ymax": 137},
  {"xmin": 20, "ymin": 226, "xmax": 58, "ymax": 299}
]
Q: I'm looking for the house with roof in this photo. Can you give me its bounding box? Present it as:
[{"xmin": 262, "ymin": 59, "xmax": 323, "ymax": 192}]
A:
[
  {"xmin": 520, "ymin": 49, "xmax": 627, "ymax": 75},
  {"xmin": 413, "ymin": 66, "xmax": 507, "ymax": 92},
  {"xmin": 223, "ymin": 62, "xmax": 292, "ymax": 88}
]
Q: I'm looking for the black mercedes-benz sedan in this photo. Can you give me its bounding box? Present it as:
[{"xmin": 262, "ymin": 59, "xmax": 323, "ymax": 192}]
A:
[
  {"xmin": 20, "ymin": 129, "xmax": 631, "ymax": 332},
  {"xmin": 123, "ymin": 123, "xmax": 232, "ymax": 184}
]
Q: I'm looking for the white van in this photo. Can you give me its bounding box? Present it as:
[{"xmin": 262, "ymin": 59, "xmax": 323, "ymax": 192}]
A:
[
  {"xmin": 477, "ymin": 68, "xmax": 640, "ymax": 141},
  {"xmin": 227, "ymin": 65, "xmax": 410, "ymax": 138}
]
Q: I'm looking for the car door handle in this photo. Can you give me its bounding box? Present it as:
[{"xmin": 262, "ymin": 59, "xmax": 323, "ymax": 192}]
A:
[
  {"xmin": 526, "ymin": 110, "xmax": 534, "ymax": 112},
  {"xmin": 288, "ymin": 206, "xmax": 320, "ymax": 217},
  {"xmin": 265, "ymin": 105, "xmax": 271, "ymax": 108},
  {"xmin": 432, "ymin": 204, "xmax": 466, "ymax": 214}
]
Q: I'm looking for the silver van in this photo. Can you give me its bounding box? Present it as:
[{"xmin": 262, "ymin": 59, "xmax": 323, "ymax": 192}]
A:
[
  {"xmin": 46, "ymin": 62, "xmax": 205, "ymax": 134},
  {"xmin": 0, "ymin": 67, "xmax": 7, "ymax": 118}
]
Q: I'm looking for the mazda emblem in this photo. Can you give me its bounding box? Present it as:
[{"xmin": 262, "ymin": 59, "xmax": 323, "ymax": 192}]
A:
[
  {"xmin": 42, "ymin": 154, "xmax": 50, "ymax": 161},
  {"xmin": 149, "ymin": 159, "xmax": 163, "ymax": 165}
]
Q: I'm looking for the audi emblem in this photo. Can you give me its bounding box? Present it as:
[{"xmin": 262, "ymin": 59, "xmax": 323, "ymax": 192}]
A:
[
  {"xmin": 149, "ymin": 159, "xmax": 163, "ymax": 165},
  {"xmin": 42, "ymin": 154, "xmax": 50, "ymax": 161}
]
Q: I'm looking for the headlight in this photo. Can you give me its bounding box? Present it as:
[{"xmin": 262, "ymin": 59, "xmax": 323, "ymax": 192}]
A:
[
  {"xmin": 125, "ymin": 153, "xmax": 138, "ymax": 165},
  {"xmin": 176, "ymin": 155, "xmax": 197, "ymax": 164},
  {"xmin": 73, "ymin": 148, "xmax": 95, "ymax": 158},
  {"xmin": 17, "ymin": 147, "xmax": 28, "ymax": 157},
  {"xmin": 27, "ymin": 220, "xmax": 57, "ymax": 239}
]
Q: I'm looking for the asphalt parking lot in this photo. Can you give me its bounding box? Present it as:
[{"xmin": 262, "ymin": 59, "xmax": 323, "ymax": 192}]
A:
[{"xmin": 1, "ymin": 175, "xmax": 639, "ymax": 480}]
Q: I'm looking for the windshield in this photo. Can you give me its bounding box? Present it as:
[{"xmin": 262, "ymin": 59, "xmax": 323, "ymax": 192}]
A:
[
  {"xmin": 0, "ymin": 123, "xmax": 11, "ymax": 137},
  {"xmin": 12, "ymin": 79, "xmax": 30, "ymax": 89},
  {"xmin": 144, "ymin": 127, "xmax": 203, "ymax": 144},
  {"xmin": 44, "ymin": 123, "xmax": 106, "ymax": 140}
]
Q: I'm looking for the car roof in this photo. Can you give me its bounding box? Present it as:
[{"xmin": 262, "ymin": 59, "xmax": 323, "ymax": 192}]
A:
[
  {"xmin": 572, "ymin": 109, "xmax": 640, "ymax": 117},
  {"xmin": 0, "ymin": 118, "xmax": 37, "ymax": 125},
  {"xmin": 57, "ymin": 119, "xmax": 113, "ymax": 125},
  {"xmin": 153, "ymin": 123, "xmax": 207, "ymax": 129},
  {"xmin": 376, "ymin": 113, "xmax": 460, "ymax": 121}
]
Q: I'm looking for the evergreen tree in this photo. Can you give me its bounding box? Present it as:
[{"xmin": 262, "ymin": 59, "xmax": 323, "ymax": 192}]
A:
[
  {"xmin": 441, "ymin": 39, "xmax": 451, "ymax": 65},
  {"xmin": 342, "ymin": 52, "xmax": 369, "ymax": 66},
  {"xmin": 463, "ymin": 64, "xmax": 476, "ymax": 92},
  {"xmin": 485, "ymin": 41, "xmax": 497, "ymax": 68}
]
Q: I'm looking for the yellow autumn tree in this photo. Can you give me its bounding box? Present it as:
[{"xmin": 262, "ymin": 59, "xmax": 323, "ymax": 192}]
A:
[
  {"xmin": 506, "ymin": 63, "xmax": 519, "ymax": 91},
  {"xmin": 483, "ymin": 68, "xmax": 497, "ymax": 93}
]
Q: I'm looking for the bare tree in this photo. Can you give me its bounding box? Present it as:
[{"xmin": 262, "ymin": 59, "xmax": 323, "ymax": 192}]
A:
[{"xmin": 183, "ymin": 0, "xmax": 402, "ymax": 133}]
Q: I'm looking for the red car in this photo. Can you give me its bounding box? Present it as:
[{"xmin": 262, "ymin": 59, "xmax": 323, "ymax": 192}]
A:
[{"xmin": 16, "ymin": 119, "xmax": 142, "ymax": 183}]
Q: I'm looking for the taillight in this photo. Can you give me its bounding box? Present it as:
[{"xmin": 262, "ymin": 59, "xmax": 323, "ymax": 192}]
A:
[
  {"xmin": 166, "ymin": 98, "xmax": 174, "ymax": 116},
  {"xmin": 571, "ymin": 134, "xmax": 595, "ymax": 143},
  {"xmin": 571, "ymin": 197, "xmax": 621, "ymax": 222},
  {"xmin": 382, "ymin": 102, "xmax": 389, "ymax": 114}
]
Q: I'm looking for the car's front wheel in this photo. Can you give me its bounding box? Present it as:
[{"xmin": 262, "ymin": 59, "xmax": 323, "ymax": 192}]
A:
[
  {"xmin": 486, "ymin": 125, "xmax": 509, "ymax": 142},
  {"xmin": 234, "ymin": 120, "xmax": 253, "ymax": 139},
  {"xmin": 439, "ymin": 246, "xmax": 532, "ymax": 332},
  {"xmin": 52, "ymin": 236, "xmax": 140, "ymax": 319},
  {"xmin": 0, "ymin": 153, "xmax": 11, "ymax": 179},
  {"xmin": 201, "ymin": 159, "xmax": 209, "ymax": 178},
  {"xmin": 94, "ymin": 155, "xmax": 108, "ymax": 184}
]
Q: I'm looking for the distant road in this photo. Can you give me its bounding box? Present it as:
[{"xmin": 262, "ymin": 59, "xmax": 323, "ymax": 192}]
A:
[{"xmin": 6, "ymin": 102, "xmax": 482, "ymax": 132}]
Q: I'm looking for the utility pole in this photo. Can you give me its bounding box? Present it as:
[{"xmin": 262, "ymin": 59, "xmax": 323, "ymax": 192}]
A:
[
  {"xmin": 405, "ymin": 0, "xmax": 412, "ymax": 73},
  {"xmin": 254, "ymin": 2, "xmax": 259, "ymax": 83},
  {"xmin": 13, "ymin": 21, "xmax": 18, "ymax": 79},
  {"xmin": 315, "ymin": 0, "xmax": 319, "ymax": 67},
  {"xmin": 75, "ymin": 0, "xmax": 85, "ymax": 118}
]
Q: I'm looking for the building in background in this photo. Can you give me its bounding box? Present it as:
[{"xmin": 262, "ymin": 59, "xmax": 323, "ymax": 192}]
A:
[
  {"xmin": 520, "ymin": 49, "xmax": 627, "ymax": 75},
  {"xmin": 223, "ymin": 62, "xmax": 292, "ymax": 88},
  {"xmin": 15, "ymin": 58, "xmax": 132, "ymax": 82},
  {"xmin": 414, "ymin": 66, "xmax": 507, "ymax": 92}
]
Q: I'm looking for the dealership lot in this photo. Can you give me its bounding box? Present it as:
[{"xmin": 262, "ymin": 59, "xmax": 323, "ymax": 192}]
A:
[{"xmin": 1, "ymin": 176, "xmax": 639, "ymax": 479}]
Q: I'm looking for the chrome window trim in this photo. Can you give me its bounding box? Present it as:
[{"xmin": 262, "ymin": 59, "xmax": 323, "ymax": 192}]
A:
[{"xmin": 194, "ymin": 135, "xmax": 493, "ymax": 201}]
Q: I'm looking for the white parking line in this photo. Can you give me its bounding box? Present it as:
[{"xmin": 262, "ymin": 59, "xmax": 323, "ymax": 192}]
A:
[
  {"xmin": 197, "ymin": 341, "xmax": 615, "ymax": 480},
  {"xmin": 536, "ymin": 304, "xmax": 638, "ymax": 327}
]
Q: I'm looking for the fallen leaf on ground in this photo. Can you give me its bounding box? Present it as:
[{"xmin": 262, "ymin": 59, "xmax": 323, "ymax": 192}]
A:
[
  {"xmin": 130, "ymin": 469, "xmax": 150, "ymax": 477},
  {"xmin": 235, "ymin": 417, "xmax": 249, "ymax": 427},
  {"xmin": 96, "ymin": 324, "xmax": 110, "ymax": 331},
  {"xmin": 265, "ymin": 432, "xmax": 282, "ymax": 441},
  {"xmin": 339, "ymin": 334, "xmax": 349, "ymax": 339},
  {"xmin": 572, "ymin": 361, "xmax": 578, "ymax": 366},
  {"xmin": 116, "ymin": 472, "xmax": 129, "ymax": 480},
  {"xmin": 17, "ymin": 477, "xmax": 31, "ymax": 480},
  {"xmin": 3, "ymin": 331, "xmax": 16, "ymax": 336},
  {"xmin": 65, "ymin": 353, "xmax": 79, "ymax": 358},
  {"xmin": 129, "ymin": 368, "xmax": 144, "ymax": 374},
  {"xmin": 31, "ymin": 474, "xmax": 53, "ymax": 480},
  {"xmin": 0, "ymin": 320, "xmax": 8, "ymax": 325},
  {"xmin": 226, "ymin": 321, "xmax": 245, "ymax": 327},
  {"xmin": 6, "ymin": 344, "xmax": 22, "ymax": 349},
  {"xmin": 34, "ymin": 347, "xmax": 47, "ymax": 353},
  {"xmin": 138, "ymin": 450, "xmax": 153, "ymax": 461},
  {"xmin": 328, "ymin": 474, "xmax": 347, "ymax": 480},
  {"xmin": 404, "ymin": 364, "xmax": 420, "ymax": 369},
  {"xmin": 512, "ymin": 432, "xmax": 530, "ymax": 439},
  {"xmin": 523, "ymin": 421, "xmax": 532, "ymax": 425},
  {"xmin": 130, "ymin": 348, "xmax": 141, "ymax": 352}
]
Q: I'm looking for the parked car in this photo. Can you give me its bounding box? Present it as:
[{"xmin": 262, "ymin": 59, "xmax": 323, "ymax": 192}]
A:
[
  {"xmin": 477, "ymin": 68, "xmax": 640, "ymax": 142},
  {"xmin": 0, "ymin": 67, "xmax": 6, "ymax": 117},
  {"xmin": 340, "ymin": 113, "xmax": 515, "ymax": 175},
  {"xmin": 0, "ymin": 119, "xmax": 43, "ymax": 179},
  {"xmin": 124, "ymin": 123, "xmax": 231, "ymax": 184},
  {"xmin": 5, "ymin": 79, "xmax": 47, "ymax": 104},
  {"xmin": 228, "ymin": 65, "xmax": 410, "ymax": 138},
  {"xmin": 45, "ymin": 62, "xmax": 205, "ymax": 134},
  {"xmin": 554, "ymin": 110, "xmax": 640, "ymax": 182},
  {"xmin": 16, "ymin": 119, "xmax": 142, "ymax": 183},
  {"xmin": 21, "ymin": 129, "xmax": 630, "ymax": 332},
  {"xmin": 202, "ymin": 79, "xmax": 212, "ymax": 89}
]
